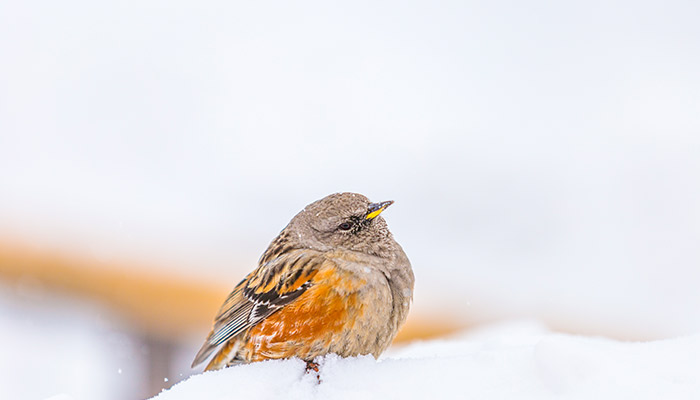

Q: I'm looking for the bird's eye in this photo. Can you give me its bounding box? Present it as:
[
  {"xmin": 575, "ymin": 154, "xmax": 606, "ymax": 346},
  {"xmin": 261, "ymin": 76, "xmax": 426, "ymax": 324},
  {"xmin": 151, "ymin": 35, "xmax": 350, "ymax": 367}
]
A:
[{"xmin": 338, "ymin": 222, "xmax": 352, "ymax": 231}]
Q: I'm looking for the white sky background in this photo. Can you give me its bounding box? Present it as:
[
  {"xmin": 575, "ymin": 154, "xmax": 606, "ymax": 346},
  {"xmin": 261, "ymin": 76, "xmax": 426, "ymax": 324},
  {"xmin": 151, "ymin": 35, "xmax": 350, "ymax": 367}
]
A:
[{"xmin": 1, "ymin": 1, "xmax": 699, "ymax": 338}]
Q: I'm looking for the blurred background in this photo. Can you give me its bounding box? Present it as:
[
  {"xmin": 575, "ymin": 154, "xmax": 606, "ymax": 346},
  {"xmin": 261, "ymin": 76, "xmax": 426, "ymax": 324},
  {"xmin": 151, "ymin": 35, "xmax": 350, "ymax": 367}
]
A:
[{"xmin": 1, "ymin": 0, "xmax": 699, "ymax": 399}]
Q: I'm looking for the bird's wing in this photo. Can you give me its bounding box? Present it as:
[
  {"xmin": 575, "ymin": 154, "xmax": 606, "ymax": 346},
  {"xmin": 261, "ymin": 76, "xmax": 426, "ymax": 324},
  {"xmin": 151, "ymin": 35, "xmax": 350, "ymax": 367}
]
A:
[{"xmin": 191, "ymin": 248, "xmax": 323, "ymax": 367}]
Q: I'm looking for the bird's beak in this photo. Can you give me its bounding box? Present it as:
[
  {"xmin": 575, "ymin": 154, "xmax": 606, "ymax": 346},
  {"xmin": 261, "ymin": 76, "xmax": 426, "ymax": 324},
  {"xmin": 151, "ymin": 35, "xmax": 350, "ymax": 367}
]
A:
[{"xmin": 365, "ymin": 200, "xmax": 394, "ymax": 220}]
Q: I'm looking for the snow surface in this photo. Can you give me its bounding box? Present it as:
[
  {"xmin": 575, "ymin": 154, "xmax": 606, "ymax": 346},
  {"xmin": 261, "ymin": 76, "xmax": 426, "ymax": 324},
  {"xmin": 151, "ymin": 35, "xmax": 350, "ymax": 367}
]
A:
[{"xmin": 149, "ymin": 322, "xmax": 700, "ymax": 400}]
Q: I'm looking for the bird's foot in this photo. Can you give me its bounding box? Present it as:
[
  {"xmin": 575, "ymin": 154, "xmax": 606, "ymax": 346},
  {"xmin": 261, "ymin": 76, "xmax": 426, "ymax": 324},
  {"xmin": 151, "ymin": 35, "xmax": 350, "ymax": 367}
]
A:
[
  {"xmin": 305, "ymin": 360, "xmax": 319, "ymax": 373},
  {"xmin": 305, "ymin": 360, "xmax": 321, "ymax": 383}
]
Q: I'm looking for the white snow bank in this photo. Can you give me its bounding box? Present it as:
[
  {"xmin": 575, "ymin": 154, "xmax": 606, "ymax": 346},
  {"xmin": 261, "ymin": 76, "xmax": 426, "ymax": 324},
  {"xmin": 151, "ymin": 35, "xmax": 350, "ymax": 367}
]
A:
[{"xmin": 150, "ymin": 322, "xmax": 700, "ymax": 400}]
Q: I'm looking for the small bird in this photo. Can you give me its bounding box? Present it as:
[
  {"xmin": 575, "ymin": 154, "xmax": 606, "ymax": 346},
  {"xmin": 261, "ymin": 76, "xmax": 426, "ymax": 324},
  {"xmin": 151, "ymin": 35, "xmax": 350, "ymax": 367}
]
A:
[{"xmin": 192, "ymin": 192, "xmax": 414, "ymax": 371}]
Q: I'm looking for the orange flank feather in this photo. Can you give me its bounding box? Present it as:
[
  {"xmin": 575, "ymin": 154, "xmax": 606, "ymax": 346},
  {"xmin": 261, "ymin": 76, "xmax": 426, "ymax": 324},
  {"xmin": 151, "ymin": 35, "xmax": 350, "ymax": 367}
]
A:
[{"xmin": 206, "ymin": 266, "xmax": 368, "ymax": 369}]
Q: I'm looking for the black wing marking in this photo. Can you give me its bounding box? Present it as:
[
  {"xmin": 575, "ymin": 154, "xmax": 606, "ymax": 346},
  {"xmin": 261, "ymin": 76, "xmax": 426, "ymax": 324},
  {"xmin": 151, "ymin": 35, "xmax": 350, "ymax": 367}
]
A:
[{"xmin": 191, "ymin": 249, "xmax": 322, "ymax": 367}]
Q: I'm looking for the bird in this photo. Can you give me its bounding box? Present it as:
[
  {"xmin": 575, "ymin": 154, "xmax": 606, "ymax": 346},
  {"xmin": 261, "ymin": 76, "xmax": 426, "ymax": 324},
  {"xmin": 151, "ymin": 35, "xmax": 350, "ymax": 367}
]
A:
[{"xmin": 191, "ymin": 192, "xmax": 414, "ymax": 372}]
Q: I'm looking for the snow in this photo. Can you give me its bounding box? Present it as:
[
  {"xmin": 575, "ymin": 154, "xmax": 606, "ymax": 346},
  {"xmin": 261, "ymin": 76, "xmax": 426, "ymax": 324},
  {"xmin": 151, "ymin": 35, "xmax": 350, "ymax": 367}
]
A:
[{"xmin": 149, "ymin": 322, "xmax": 700, "ymax": 400}]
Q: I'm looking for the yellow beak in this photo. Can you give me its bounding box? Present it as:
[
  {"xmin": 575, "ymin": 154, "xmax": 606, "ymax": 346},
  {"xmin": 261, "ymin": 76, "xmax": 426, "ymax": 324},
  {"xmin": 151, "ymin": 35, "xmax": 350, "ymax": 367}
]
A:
[{"xmin": 365, "ymin": 200, "xmax": 394, "ymax": 220}]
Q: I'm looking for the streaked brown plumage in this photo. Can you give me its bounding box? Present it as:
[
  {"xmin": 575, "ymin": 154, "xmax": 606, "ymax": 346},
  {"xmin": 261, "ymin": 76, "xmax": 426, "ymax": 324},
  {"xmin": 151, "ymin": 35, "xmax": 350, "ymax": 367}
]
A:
[{"xmin": 192, "ymin": 192, "xmax": 414, "ymax": 371}]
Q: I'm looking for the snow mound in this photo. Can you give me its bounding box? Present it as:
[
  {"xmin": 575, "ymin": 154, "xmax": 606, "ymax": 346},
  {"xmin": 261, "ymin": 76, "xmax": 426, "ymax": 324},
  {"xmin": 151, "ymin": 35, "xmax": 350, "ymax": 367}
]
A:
[{"xmin": 152, "ymin": 323, "xmax": 700, "ymax": 400}]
